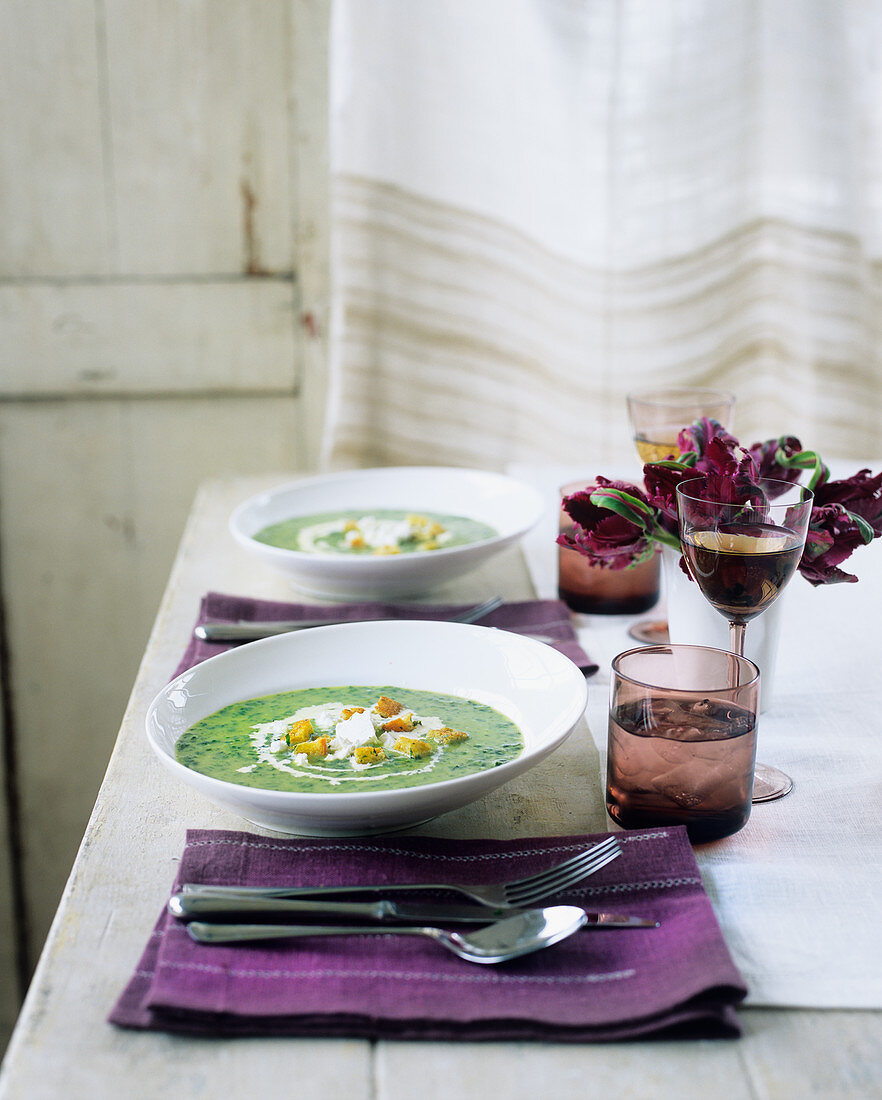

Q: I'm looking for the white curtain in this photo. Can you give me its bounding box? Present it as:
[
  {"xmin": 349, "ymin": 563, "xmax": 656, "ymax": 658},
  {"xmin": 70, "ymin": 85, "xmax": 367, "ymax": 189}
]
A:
[{"xmin": 323, "ymin": 0, "xmax": 882, "ymax": 473}]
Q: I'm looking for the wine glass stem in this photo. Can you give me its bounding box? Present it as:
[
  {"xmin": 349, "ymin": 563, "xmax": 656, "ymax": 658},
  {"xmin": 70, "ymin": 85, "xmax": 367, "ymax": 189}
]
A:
[{"xmin": 729, "ymin": 620, "xmax": 746, "ymax": 657}]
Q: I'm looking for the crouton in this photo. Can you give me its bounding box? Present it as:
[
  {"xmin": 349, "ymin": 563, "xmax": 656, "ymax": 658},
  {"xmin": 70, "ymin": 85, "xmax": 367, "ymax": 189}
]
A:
[
  {"xmin": 354, "ymin": 745, "xmax": 387, "ymax": 764},
  {"xmin": 296, "ymin": 736, "xmax": 330, "ymax": 758},
  {"xmin": 341, "ymin": 706, "xmax": 366, "ymax": 720},
  {"xmin": 427, "ymin": 726, "xmax": 469, "ymax": 745},
  {"xmin": 285, "ymin": 719, "xmax": 314, "ymax": 746},
  {"xmin": 381, "ymin": 714, "xmax": 415, "ymax": 733},
  {"xmin": 408, "ymin": 514, "xmax": 446, "ymax": 541},
  {"xmin": 392, "ymin": 736, "xmax": 434, "ymax": 759},
  {"xmin": 374, "ymin": 696, "xmax": 402, "ymax": 717}
]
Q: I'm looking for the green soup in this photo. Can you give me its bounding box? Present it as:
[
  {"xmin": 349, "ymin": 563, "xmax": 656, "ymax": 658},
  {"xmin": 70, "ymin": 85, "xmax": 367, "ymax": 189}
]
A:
[
  {"xmin": 253, "ymin": 509, "xmax": 498, "ymax": 555},
  {"xmin": 175, "ymin": 685, "xmax": 524, "ymax": 794}
]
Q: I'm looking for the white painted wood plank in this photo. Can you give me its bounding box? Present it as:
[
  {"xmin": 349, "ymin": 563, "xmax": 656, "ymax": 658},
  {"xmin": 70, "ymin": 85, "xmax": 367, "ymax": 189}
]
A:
[
  {"xmin": 0, "ymin": 0, "xmax": 112, "ymax": 276},
  {"xmin": 0, "ymin": 674, "xmax": 21, "ymax": 1056},
  {"xmin": 0, "ymin": 0, "xmax": 333, "ymax": 1058},
  {"xmin": 377, "ymin": 1009, "xmax": 882, "ymax": 1099},
  {"xmin": 291, "ymin": 0, "xmax": 332, "ymax": 464},
  {"xmin": 104, "ymin": 0, "xmax": 294, "ymax": 276},
  {"xmin": 0, "ymin": 281, "xmax": 298, "ymax": 395},
  {"xmin": 377, "ymin": 1042, "xmax": 756, "ymax": 1100},
  {"xmin": 0, "ymin": 404, "xmax": 300, "ymax": 966}
]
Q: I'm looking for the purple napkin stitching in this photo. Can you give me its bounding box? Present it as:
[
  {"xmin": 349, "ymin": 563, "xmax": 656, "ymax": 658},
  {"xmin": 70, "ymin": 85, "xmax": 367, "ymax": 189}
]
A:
[{"xmin": 109, "ymin": 826, "xmax": 746, "ymax": 1041}]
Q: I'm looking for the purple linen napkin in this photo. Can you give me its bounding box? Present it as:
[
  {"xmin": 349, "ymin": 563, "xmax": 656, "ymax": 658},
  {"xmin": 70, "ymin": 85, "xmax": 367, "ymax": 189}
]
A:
[
  {"xmin": 109, "ymin": 826, "xmax": 747, "ymax": 1041},
  {"xmin": 172, "ymin": 592, "xmax": 598, "ymax": 680}
]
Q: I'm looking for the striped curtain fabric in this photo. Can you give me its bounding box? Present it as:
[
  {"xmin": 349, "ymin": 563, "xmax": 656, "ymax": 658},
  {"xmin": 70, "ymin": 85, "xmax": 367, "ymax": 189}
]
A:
[{"xmin": 322, "ymin": 0, "xmax": 882, "ymax": 473}]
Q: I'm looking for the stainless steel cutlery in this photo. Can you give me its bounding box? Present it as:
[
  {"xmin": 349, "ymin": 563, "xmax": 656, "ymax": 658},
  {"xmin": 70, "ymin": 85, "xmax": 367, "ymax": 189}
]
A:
[
  {"xmin": 180, "ymin": 836, "xmax": 622, "ymax": 909},
  {"xmin": 195, "ymin": 595, "xmax": 504, "ymax": 642},
  {"xmin": 185, "ymin": 905, "xmax": 592, "ymax": 964},
  {"xmin": 168, "ymin": 891, "xmax": 656, "ymax": 929},
  {"xmin": 170, "ymin": 837, "xmax": 657, "ymax": 958}
]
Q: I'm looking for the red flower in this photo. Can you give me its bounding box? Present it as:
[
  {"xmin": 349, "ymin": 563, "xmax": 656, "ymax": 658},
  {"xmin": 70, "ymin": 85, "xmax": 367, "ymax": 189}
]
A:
[
  {"xmin": 812, "ymin": 469, "xmax": 882, "ymax": 538},
  {"xmin": 558, "ymin": 479, "xmax": 656, "ymax": 570},
  {"xmin": 643, "ymin": 437, "xmax": 758, "ymax": 524},
  {"xmin": 678, "ymin": 417, "xmax": 740, "ymax": 458},
  {"xmin": 557, "ymin": 419, "xmax": 881, "ymax": 587},
  {"xmin": 747, "ymin": 435, "xmax": 804, "ymax": 488},
  {"xmin": 642, "ymin": 463, "xmax": 692, "ymax": 531},
  {"xmin": 799, "ymin": 503, "xmax": 873, "ymax": 585}
]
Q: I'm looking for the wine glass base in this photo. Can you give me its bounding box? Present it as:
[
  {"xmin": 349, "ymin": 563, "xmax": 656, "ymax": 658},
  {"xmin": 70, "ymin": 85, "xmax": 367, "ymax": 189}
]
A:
[
  {"xmin": 752, "ymin": 763, "xmax": 793, "ymax": 803},
  {"xmin": 627, "ymin": 619, "xmax": 670, "ymax": 645}
]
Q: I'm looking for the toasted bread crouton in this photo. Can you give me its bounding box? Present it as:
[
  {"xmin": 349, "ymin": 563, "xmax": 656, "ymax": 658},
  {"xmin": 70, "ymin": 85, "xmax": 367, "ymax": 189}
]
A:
[
  {"xmin": 392, "ymin": 736, "xmax": 434, "ymax": 759},
  {"xmin": 347, "ymin": 534, "xmax": 366, "ymax": 549},
  {"xmin": 296, "ymin": 736, "xmax": 330, "ymax": 758},
  {"xmin": 354, "ymin": 745, "xmax": 387, "ymax": 764},
  {"xmin": 381, "ymin": 714, "xmax": 415, "ymax": 733},
  {"xmin": 285, "ymin": 719, "xmax": 314, "ymax": 746},
  {"xmin": 374, "ymin": 695, "xmax": 402, "ymax": 717},
  {"xmin": 427, "ymin": 726, "xmax": 469, "ymax": 745},
  {"xmin": 408, "ymin": 514, "xmax": 446, "ymax": 541},
  {"xmin": 373, "ymin": 545, "xmax": 401, "ymax": 555},
  {"xmin": 341, "ymin": 706, "xmax": 366, "ymax": 720}
]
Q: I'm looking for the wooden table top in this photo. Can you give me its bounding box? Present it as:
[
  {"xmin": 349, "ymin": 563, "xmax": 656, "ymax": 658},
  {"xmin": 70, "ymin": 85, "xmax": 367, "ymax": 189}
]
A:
[{"xmin": 1, "ymin": 474, "xmax": 878, "ymax": 1100}]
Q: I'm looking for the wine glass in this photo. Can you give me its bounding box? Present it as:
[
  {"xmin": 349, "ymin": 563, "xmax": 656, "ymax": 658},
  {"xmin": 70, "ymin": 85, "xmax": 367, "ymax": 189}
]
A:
[
  {"xmin": 676, "ymin": 477, "xmax": 814, "ymax": 801},
  {"xmin": 627, "ymin": 387, "xmax": 736, "ymax": 463},
  {"xmin": 625, "ymin": 387, "xmax": 736, "ymax": 643}
]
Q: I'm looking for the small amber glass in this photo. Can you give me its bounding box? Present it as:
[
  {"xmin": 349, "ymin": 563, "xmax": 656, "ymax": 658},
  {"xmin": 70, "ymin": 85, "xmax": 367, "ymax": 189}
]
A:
[{"xmin": 558, "ymin": 482, "xmax": 661, "ymax": 615}]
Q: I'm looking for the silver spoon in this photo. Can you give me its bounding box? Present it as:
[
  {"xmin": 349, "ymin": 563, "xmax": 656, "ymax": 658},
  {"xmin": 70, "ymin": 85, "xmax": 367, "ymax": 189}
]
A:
[{"xmin": 185, "ymin": 904, "xmax": 587, "ymax": 965}]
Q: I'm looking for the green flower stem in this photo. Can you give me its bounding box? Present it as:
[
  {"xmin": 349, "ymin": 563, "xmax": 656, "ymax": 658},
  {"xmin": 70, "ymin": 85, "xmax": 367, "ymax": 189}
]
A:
[
  {"xmin": 588, "ymin": 489, "xmax": 655, "ymax": 527},
  {"xmin": 647, "ymin": 525, "xmax": 682, "ymax": 551},
  {"xmin": 587, "ymin": 486, "xmax": 681, "ymax": 552},
  {"xmin": 846, "ymin": 511, "xmax": 875, "ymax": 545},
  {"xmin": 776, "ymin": 447, "xmax": 829, "ymax": 491}
]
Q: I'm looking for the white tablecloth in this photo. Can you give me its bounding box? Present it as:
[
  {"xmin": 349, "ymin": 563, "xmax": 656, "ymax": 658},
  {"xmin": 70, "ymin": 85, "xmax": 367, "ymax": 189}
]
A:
[{"xmin": 511, "ymin": 462, "xmax": 882, "ymax": 1009}]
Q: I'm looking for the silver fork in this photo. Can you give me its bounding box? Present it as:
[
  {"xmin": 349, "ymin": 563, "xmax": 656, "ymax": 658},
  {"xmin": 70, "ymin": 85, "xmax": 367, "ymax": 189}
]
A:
[
  {"xmin": 181, "ymin": 835, "xmax": 621, "ymax": 910},
  {"xmin": 194, "ymin": 595, "xmax": 504, "ymax": 641}
]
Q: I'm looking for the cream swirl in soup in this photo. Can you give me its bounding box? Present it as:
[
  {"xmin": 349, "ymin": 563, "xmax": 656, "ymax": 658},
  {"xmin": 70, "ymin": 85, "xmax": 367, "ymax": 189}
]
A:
[
  {"xmin": 253, "ymin": 509, "xmax": 498, "ymax": 555},
  {"xmin": 175, "ymin": 687, "xmax": 524, "ymax": 793}
]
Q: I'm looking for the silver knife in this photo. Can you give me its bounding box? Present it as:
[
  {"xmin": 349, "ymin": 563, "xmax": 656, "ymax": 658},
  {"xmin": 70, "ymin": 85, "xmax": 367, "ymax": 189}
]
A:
[
  {"xmin": 196, "ymin": 619, "xmax": 386, "ymax": 641},
  {"xmin": 168, "ymin": 892, "xmax": 657, "ymax": 928},
  {"xmin": 195, "ymin": 621, "xmax": 556, "ymax": 644},
  {"xmin": 194, "ymin": 596, "xmax": 505, "ymax": 642}
]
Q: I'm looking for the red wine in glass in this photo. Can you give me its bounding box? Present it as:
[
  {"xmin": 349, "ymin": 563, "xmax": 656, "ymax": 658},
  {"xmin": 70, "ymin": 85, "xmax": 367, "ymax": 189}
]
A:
[
  {"xmin": 681, "ymin": 521, "xmax": 806, "ymax": 625},
  {"xmin": 676, "ymin": 479, "xmax": 814, "ymax": 802}
]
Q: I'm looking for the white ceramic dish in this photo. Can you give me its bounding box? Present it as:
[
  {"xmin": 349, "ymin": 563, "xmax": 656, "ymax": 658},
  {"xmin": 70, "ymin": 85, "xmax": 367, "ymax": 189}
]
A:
[
  {"xmin": 146, "ymin": 620, "xmax": 588, "ymax": 836},
  {"xmin": 229, "ymin": 466, "xmax": 545, "ymax": 600}
]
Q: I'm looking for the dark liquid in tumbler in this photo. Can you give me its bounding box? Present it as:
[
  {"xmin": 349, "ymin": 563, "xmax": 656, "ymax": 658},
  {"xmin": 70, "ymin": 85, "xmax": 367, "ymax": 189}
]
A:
[
  {"xmin": 606, "ymin": 695, "xmax": 757, "ymax": 843},
  {"xmin": 558, "ymin": 533, "xmax": 660, "ymax": 614},
  {"xmin": 681, "ymin": 522, "xmax": 802, "ymax": 622}
]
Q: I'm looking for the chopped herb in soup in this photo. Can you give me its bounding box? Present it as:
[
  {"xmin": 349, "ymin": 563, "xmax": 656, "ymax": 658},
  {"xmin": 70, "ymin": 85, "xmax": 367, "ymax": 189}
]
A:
[
  {"xmin": 253, "ymin": 509, "xmax": 497, "ymax": 555},
  {"xmin": 175, "ymin": 686, "xmax": 524, "ymax": 793}
]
